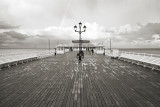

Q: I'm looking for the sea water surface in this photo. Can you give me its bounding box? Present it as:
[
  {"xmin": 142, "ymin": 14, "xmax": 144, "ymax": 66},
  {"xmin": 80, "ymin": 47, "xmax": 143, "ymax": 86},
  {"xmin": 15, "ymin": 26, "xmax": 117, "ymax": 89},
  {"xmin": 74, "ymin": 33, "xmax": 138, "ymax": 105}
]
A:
[
  {"xmin": 0, "ymin": 48, "xmax": 160, "ymax": 55},
  {"xmin": 119, "ymin": 48, "xmax": 160, "ymax": 55},
  {"xmin": 0, "ymin": 49, "xmax": 50, "ymax": 55}
]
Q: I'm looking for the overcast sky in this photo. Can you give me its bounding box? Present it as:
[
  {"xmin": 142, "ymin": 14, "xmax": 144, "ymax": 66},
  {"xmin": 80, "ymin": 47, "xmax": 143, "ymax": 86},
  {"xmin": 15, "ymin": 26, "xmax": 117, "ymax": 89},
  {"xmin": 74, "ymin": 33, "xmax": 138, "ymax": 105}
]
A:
[{"xmin": 0, "ymin": 0, "xmax": 160, "ymax": 48}]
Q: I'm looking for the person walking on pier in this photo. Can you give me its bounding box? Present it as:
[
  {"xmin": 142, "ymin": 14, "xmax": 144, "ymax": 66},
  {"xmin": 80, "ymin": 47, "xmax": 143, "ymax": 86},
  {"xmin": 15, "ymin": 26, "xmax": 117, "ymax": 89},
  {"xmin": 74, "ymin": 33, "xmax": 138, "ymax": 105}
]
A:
[
  {"xmin": 55, "ymin": 49, "xmax": 57, "ymax": 56},
  {"xmin": 91, "ymin": 48, "xmax": 94, "ymax": 54}
]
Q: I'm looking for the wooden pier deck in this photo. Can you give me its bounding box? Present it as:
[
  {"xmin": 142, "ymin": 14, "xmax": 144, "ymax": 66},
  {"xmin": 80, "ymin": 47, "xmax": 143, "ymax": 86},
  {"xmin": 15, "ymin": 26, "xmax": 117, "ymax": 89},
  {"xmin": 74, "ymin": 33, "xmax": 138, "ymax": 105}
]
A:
[{"xmin": 0, "ymin": 52, "xmax": 160, "ymax": 107}]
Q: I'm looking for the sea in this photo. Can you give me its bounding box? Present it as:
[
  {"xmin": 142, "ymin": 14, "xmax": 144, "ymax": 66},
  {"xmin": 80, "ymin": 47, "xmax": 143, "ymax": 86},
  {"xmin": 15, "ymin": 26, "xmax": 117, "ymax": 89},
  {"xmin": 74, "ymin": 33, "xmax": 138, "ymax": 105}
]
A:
[
  {"xmin": 0, "ymin": 48, "xmax": 160, "ymax": 55},
  {"xmin": 0, "ymin": 49, "xmax": 50, "ymax": 55}
]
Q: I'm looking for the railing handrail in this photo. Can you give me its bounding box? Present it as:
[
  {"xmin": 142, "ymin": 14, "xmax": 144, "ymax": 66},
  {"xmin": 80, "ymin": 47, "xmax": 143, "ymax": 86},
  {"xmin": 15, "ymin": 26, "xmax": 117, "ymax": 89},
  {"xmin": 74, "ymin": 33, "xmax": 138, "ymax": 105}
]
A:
[
  {"xmin": 119, "ymin": 51, "xmax": 160, "ymax": 58},
  {"xmin": 0, "ymin": 50, "xmax": 55, "ymax": 58}
]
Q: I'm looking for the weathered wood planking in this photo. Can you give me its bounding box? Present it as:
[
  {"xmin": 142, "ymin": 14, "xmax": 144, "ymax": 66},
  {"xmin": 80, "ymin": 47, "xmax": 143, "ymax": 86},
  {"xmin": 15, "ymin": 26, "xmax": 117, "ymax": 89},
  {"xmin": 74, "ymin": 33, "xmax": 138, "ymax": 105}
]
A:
[{"xmin": 0, "ymin": 52, "xmax": 160, "ymax": 107}]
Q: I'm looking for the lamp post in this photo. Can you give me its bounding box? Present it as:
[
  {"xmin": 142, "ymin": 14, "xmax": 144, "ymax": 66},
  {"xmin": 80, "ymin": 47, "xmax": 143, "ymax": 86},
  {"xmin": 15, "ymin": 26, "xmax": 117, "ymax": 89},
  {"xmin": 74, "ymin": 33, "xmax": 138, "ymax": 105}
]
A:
[
  {"xmin": 74, "ymin": 22, "xmax": 86, "ymax": 61},
  {"xmin": 48, "ymin": 39, "xmax": 50, "ymax": 51},
  {"xmin": 110, "ymin": 38, "xmax": 111, "ymax": 50}
]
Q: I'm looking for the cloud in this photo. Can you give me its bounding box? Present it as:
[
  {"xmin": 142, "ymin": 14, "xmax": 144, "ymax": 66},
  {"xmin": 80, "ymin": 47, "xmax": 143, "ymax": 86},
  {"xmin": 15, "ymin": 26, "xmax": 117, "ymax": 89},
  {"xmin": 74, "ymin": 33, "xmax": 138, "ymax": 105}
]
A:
[
  {"xmin": 138, "ymin": 23, "xmax": 160, "ymax": 35},
  {"xmin": 4, "ymin": 31, "xmax": 28, "ymax": 40},
  {"xmin": 152, "ymin": 34, "xmax": 160, "ymax": 40},
  {"xmin": 0, "ymin": 31, "xmax": 49, "ymax": 48},
  {"xmin": 126, "ymin": 23, "xmax": 160, "ymax": 41},
  {"xmin": 0, "ymin": 31, "xmax": 28, "ymax": 47},
  {"xmin": 102, "ymin": 23, "xmax": 160, "ymax": 48},
  {"xmin": 0, "ymin": 22, "xmax": 113, "ymax": 48},
  {"xmin": 107, "ymin": 24, "xmax": 141, "ymax": 34},
  {"xmin": 1, "ymin": 0, "xmax": 160, "ymax": 49},
  {"xmin": 20, "ymin": 22, "xmax": 111, "ymax": 40},
  {"xmin": 1, "ymin": 0, "xmax": 160, "ymax": 29},
  {"xmin": 152, "ymin": 34, "xmax": 160, "ymax": 45},
  {"xmin": 0, "ymin": 21, "xmax": 19, "ymax": 29},
  {"xmin": 83, "ymin": 22, "xmax": 111, "ymax": 40},
  {"xmin": 36, "ymin": 26, "xmax": 75, "ymax": 40},
  {"xmin": 108, "ymin": 23, "xmax": 160, "ymax": 42},
  {"xmin": 0, "ymin": 21, "xmax": 160, "ymax": 49}
]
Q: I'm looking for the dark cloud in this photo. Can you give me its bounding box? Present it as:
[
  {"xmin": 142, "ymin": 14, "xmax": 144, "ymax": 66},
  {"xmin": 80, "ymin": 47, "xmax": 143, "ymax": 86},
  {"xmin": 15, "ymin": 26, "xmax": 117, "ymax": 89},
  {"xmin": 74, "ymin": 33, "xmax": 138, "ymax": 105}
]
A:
[
  {"xmin": 0, "ymin": 31, "xmax": 71, "ymax": 48},
  {"xmin": 0, "ymin": 21, "xmax": 20, "ymax": 29},
  {"xmin": 0, "ymin": 33, "xmax": 10, "ymax": 41},
  {"xmin": 138, "ymin": 23, "xmax": 160, "ymax": 35},
  {"xmin": 119, "ymin": 23, "xmax": 160, "ymax": 41},
  {"xmin": 4, "ymin": 31, "xmax": 28, "ymax": 40},
  {"xmin": 0, "ymin": 31, "xmax": 28, "ymax": 46}
]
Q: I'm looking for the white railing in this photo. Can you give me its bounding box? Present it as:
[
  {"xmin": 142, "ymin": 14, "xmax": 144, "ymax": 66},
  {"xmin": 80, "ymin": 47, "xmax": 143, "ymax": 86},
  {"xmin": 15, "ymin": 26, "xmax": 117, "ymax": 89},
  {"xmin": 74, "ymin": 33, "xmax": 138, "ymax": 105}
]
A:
[
  {"xmin": 0, "ymin": 50, "xmax": 55, "ymax": 66},
  {"xmin": 95, "ymin": 49, "xmax": 104, "ymax": 54},
  {"xmin": 105, "ymin": 49, "xmax": 120, "ymax": 57},
  {"xmin": 65, "ymin": 49, "xmax": 70, "ymax": 52},
  {"xmin": 119, "ymin": 51, "xmax": 160, "ymax": 68},
  {"xmin": 0, "ymin": 52, "xmax": 37, "ymax": 65},
  {"xmin": 37, "ymin": 50, "xmax": 55, "ymax": 59}
]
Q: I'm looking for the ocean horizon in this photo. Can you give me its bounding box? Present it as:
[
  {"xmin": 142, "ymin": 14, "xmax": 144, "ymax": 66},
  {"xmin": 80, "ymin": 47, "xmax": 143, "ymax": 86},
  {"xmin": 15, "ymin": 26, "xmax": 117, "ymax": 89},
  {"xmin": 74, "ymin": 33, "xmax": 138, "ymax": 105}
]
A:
[{"xmin": 0, "ymin": 48, "xmax": 160, "ymax": 55}]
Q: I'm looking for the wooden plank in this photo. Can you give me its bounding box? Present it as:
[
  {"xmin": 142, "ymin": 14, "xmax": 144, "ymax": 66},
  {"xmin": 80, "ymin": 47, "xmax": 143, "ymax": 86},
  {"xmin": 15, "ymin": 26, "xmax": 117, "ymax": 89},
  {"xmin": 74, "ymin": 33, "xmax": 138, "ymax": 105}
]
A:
[{"xmin": 1, "ymin": 52, "xmax": 160, "ymax": 107}]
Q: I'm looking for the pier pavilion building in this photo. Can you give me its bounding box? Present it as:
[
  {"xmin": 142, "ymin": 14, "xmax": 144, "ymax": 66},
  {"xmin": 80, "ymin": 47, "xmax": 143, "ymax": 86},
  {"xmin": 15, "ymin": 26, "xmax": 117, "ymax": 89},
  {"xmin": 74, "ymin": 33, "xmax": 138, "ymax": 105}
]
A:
[{"xmin": 56, "ymin": 40, "xmax": 104, "ymax": 54}]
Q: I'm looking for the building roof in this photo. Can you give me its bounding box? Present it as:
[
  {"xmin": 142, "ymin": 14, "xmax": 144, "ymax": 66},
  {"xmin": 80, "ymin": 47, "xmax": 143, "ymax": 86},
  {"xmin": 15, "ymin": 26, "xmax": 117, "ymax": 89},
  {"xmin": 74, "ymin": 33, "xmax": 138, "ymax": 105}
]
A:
[
  {"xmin": 57, "ymin": 43, "xmax": 104, "ymax": 48},
  {"xmin": 57, "ymin": 43, "xmax": 68, "ymax": 47}
]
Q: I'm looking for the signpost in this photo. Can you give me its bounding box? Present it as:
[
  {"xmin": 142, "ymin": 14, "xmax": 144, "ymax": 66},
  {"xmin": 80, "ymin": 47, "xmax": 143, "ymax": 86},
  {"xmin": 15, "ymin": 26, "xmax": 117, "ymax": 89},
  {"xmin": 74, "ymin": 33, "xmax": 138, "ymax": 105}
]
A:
[{"xmin": 72, "ymin": 40, "xmax": 90, "ymax": 43}]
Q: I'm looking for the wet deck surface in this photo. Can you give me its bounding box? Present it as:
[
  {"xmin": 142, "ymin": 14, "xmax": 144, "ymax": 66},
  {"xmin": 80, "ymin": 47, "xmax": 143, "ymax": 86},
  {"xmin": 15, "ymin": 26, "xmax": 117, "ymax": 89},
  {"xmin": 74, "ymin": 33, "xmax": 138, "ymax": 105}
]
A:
[{"xmin": 0, "ymin": 52, "xmax": 160, "ymax": 107}]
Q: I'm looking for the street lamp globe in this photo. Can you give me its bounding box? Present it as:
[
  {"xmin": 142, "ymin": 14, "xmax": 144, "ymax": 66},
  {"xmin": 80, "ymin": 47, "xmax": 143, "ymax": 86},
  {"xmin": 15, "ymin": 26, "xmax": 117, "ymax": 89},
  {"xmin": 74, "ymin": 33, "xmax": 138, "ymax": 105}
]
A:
[
  {"xmin": 79, "ymin": 22, "xmax": 82, "ymax": 27},
  {"xmin": 74, "ymin": 25, "xmax": 77, "ymax": 31},
  {"xmin": 83, "ymin": 25, "xmax": 86, "ymax": 31}
]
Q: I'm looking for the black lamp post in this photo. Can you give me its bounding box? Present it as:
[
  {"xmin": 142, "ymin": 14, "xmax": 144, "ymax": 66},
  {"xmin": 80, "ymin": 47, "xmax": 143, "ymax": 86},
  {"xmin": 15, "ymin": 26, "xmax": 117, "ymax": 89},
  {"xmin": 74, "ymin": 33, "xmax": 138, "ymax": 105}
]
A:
[
  {"xmin": 110, "ymin": 38, "xmax": 111, "ymax": 50},
  {"xmin": 48, "ymin": 39, "xmax": 50, "ymax": 51},
  {"xmin": 74, "ymin": 22, "xmax": 86, "ymax": 61}
]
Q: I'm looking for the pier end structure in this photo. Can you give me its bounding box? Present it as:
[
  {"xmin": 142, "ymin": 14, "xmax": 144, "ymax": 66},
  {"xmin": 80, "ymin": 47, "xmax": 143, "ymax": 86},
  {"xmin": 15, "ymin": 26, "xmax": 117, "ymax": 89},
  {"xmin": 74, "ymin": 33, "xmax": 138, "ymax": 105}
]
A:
[{"xmin": 56, "ymin": 40, "xmax": 104, "ymax": 54}]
